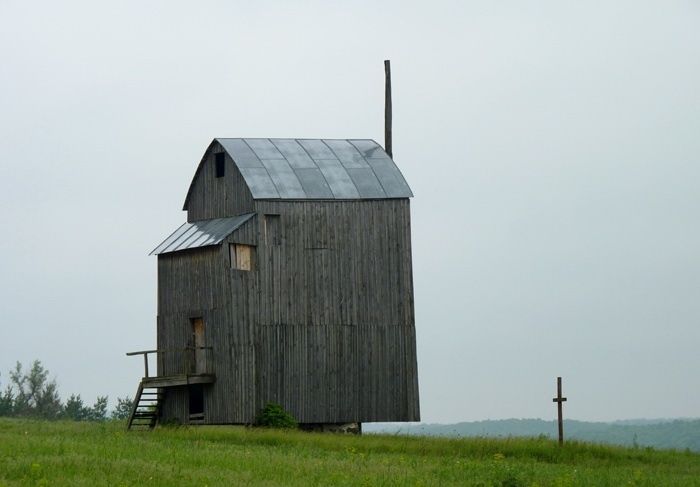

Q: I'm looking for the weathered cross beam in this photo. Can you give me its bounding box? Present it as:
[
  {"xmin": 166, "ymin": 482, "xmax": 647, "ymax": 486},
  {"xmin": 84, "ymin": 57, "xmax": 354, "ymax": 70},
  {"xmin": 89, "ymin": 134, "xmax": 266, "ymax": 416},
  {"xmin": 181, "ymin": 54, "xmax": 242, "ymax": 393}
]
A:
[{"xmin": 552, "ymin": 376, "xmax": 567, "ymax": 445}]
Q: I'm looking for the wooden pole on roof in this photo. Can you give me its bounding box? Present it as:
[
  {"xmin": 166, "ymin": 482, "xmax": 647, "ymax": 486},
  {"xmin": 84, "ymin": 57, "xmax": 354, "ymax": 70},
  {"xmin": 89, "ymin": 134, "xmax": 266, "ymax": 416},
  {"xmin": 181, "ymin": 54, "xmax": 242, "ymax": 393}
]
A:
[{"xmin": 384, "ymin": 59, "xmax": 393, "ymax": 158}]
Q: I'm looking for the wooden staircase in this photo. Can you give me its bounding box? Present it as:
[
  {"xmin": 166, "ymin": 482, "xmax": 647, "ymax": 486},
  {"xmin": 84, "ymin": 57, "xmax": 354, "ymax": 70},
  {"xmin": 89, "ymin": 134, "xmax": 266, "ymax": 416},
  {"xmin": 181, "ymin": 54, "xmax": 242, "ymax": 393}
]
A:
[
  {"xmin": 125, "ymin": 348, "xmax": 216, "ymax": 431},
  {"xmin": 126, "ymin": 382, "xmax": 163, "ymax": 430}
]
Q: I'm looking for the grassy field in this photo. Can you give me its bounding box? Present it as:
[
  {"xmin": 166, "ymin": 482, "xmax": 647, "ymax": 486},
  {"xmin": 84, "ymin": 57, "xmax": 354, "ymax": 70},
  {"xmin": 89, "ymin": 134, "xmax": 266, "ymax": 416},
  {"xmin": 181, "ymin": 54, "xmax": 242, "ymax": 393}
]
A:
[{"xmin": 1, "ymin": 418, "xmax": 699, "ymax": 486}]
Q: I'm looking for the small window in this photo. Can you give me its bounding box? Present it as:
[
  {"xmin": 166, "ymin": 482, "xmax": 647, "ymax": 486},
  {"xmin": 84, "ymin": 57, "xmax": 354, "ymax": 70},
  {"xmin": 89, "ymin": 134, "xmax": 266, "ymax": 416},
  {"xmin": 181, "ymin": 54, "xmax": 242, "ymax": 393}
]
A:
[
  {"xmin": 215, "ymin": 153, "xmax": 225, "ymax": 178},
  {"xmin": 229, "ymin": 244, "xmax": 254, "ymax": 271}
]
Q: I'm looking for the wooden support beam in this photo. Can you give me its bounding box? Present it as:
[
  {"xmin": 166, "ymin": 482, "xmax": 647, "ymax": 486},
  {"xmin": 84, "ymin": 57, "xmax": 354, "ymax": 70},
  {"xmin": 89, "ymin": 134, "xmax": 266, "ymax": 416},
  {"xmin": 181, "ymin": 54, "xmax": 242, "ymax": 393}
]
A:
[
  {"xmin": 141, "ymin": 374, "xmax": 216, "ymax": 388},
  {"xmin": 126, "ymin": 382, "xmax": 144, "ymax": 430}
]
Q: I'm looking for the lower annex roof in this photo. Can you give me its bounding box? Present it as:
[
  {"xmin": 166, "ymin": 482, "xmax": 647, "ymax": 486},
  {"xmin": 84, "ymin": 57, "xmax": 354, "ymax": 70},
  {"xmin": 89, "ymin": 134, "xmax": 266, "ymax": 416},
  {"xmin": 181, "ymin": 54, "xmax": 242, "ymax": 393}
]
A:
[{"xmin": 150, "ymin": 214, "xmax": 254, "ymax": 255}]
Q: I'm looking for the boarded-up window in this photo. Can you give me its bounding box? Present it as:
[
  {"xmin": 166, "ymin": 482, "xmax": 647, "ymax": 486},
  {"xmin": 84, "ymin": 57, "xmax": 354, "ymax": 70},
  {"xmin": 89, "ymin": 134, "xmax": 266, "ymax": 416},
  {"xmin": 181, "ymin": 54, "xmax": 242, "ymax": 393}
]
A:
[
  {"xmin": 264, "ymin": 214, "xmax": 281, "ymax": 245},
  {"xmin": 229, "ymin": 244, "xmax": 254, "ymax": 271}
]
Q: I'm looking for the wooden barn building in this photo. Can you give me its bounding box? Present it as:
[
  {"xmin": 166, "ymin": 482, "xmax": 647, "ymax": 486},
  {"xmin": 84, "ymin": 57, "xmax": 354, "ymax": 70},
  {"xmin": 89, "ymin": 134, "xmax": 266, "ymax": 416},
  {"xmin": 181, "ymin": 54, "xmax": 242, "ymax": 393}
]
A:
[{"xmin": 128, "ymin": 138, "xmax": 419, "ymax": 430}]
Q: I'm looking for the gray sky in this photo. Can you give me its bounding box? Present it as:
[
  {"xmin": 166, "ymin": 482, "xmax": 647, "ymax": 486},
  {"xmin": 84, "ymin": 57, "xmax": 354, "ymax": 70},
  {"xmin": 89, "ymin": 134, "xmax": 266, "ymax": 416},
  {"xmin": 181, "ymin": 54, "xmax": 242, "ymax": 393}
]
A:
[{"xmin": 1, "ymin": 0, "xmax": 698, "ymax": 423}]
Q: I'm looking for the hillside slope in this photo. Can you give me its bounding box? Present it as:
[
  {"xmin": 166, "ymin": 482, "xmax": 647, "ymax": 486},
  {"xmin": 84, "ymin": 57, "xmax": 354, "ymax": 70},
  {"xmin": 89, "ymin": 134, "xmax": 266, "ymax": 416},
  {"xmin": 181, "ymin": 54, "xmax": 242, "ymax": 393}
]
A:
[
  {"xmin": 1, "ymin": 419, "xmax": 700, "ymax": 486},
  {"xmin": 365, "ymin": 418, "xmax": 700, "ymax": 452}
]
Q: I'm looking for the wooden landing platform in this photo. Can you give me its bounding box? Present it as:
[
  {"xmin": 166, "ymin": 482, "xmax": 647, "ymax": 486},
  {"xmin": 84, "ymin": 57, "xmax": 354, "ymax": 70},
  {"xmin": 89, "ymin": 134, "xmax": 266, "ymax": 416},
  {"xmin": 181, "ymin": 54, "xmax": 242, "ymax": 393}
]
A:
[{"xmin": 141, "ymin": 374, "xmax": 215, "ymax": 388}]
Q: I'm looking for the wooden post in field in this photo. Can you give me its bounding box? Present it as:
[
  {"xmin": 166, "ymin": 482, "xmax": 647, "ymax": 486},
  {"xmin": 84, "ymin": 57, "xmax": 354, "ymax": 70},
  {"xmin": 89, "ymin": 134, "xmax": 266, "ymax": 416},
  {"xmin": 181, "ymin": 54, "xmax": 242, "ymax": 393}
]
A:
[
  {"xmin": 384, "ymin": 59, "xmax": 393, "ymax": 158},
  {"xmin": 552, "ymin": 376, "xmax": 567, "ymax": 445}
]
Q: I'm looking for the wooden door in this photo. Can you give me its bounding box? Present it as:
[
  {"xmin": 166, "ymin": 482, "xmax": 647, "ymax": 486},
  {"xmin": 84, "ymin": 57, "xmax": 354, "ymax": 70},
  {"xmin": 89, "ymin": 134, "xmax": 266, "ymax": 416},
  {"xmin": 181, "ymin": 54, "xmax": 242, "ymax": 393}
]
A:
[{"xmin": 192, "ymin": 318, "xmax": 206, "ymax": 374}]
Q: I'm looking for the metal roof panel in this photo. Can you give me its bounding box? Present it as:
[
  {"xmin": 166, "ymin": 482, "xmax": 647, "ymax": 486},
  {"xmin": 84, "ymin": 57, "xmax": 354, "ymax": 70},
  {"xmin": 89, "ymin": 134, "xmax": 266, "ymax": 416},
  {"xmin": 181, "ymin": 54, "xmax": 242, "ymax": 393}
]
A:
[
  {"xmin": 297, "ymin": 139, "xmax": 337, "ymax": 160},
  {"xmin": 238, "ymin": 167, "xmax": 280, "ymax": 198},
  {"xmin": 367, "ymin": 158, "xmax": 413, "ymax": 198},
  {"xmin": 261, "ymin": 159, "xmax": 306, "ymax": 198},
  {"xmin": 323, "ymin": 139, "xmax": 369, "ymax": 169},
  {"xmin": 217, "ymin": 139, "xmax": 263, "ymax": 168},
  {"xmin": 152, "ymin": 221, "xmax": 193, "ymax": 254},
  {"xmin": 346, "ymin": 167, "xmax": 387, "ymax": 198},
  {"xmin": 270, "ymin": 139, "xmax": 316, "ymax": 169},
  {"xmin": 348, "ymin": 139, "xmax": 387, "ymax": 159},
  {"xmin": 151, "ymin": 214, "xmax": 255, "ymax": 255},
  {"xmin": 210, "ymin": 138, "xmax": 412, "ymax": 200},
  {"xmin": 315, "ymin": 159, "xmax": 360, "ymax": 198},
  {"xmin": 294, "ymin": 168, "xmax": 334, "ymax": 198},
  {"xmin": 245, "ymin": 138, "xmax": 285, "ymax": 160}
]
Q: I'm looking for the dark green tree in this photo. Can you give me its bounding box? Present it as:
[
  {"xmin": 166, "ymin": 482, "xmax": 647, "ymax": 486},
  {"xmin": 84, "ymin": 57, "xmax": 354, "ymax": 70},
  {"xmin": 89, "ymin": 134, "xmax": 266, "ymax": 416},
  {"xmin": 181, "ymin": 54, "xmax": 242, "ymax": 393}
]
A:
[
  {"xmin": 0, "ymin": 374, "xmax": 14, "ymax": 416},
  {"xmin": 87, "ymin": 396, "xmax": 108, "ymax": 421},
  {"xmin": 9, "ymin": 362, "xmax": 30, "ymax": 415},
  {"xmin": 35, "ymin": 380, "xmax": 61, "ymax": 419},
  {"xmin": 9, "ymin": 361, "xmax": 62, "ymax": 419},
  {"xmin": 62, "ymin": 394, "xmax": 89, "ymax": 421},
  {"xmin": 111, "ymin": 396, "xmax": 134, "ymax": 420}
]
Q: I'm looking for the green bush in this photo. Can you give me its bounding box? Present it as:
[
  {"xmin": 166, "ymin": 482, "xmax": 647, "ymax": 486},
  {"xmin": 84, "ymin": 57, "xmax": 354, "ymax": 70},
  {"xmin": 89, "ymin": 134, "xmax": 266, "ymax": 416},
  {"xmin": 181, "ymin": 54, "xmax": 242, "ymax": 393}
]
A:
[{"xmin": 255, "ymin": 403, "xmax": 297, "ymax": 429}]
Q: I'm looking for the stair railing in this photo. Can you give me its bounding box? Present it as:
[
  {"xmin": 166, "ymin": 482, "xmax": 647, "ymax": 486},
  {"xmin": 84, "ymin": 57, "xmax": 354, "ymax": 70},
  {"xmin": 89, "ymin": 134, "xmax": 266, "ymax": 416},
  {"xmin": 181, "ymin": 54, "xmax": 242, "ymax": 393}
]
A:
[{"xmin": 126, "ymin": 347, "xmax": 214, "ymax": 378}]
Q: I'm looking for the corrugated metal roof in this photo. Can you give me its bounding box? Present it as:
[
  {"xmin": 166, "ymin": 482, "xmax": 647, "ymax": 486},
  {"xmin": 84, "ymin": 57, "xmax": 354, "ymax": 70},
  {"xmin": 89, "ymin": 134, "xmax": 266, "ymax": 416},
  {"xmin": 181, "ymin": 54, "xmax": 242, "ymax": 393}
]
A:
[
  {"xmin": 150, "ymin": 213, "xmax": 255, "ymax": 255},
  {"xmin": 215, "ymin": 138, "xmax": 413, "ymax": 200}
]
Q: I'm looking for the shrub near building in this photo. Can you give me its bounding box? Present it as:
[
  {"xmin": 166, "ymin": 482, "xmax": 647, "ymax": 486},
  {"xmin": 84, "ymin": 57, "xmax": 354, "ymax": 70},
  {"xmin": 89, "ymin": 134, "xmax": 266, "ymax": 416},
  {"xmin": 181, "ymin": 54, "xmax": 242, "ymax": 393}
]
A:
[{"xmin": 255, "ymin": 403, "xmax": 297, "ymax": 429}]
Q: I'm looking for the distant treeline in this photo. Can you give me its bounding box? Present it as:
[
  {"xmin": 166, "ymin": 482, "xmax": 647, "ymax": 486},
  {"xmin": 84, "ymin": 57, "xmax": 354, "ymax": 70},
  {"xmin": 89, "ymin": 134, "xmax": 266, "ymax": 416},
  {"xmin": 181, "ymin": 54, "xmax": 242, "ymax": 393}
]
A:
[
  {"xmin": 365, "ymin": 418, "xmax": 700, "ymax": 452},
  {"xmin": 0, "ymin": 360, "xmax": 132, "ymax": 421}
]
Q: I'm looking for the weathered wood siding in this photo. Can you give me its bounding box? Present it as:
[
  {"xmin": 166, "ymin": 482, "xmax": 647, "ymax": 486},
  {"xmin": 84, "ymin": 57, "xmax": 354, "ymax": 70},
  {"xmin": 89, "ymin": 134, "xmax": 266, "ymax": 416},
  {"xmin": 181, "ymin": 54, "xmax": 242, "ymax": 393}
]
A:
[
  {"xmin": 185, "ymin": 140, "xmax": 255, "ymax": 222},
  {"xmin": 157, "ymin": 218, "xmax": 259, "ymax": 424},
  {"xmin": 159, "ymin": 196, "xmax": 419, "ymax": 424},
  {"xmin": 251, "ymin": 199, "xmax": 419, "ymax": 423}
]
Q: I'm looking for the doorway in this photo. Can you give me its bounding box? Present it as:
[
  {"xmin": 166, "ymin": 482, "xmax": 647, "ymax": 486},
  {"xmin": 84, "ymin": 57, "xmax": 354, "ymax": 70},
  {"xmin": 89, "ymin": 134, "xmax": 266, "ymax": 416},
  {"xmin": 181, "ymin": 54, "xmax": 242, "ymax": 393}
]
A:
[{"xmin": 188, "ymin": 384, "xmax": 204, "ymax": 423}]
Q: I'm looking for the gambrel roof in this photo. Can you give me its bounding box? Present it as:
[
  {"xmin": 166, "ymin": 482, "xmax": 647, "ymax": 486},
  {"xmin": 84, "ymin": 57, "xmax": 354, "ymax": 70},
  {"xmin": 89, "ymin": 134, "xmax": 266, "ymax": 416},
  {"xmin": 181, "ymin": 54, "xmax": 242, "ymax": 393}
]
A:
[{"xmin": 183, "ymin": 138, "xmax": 412, "ymax": 209}]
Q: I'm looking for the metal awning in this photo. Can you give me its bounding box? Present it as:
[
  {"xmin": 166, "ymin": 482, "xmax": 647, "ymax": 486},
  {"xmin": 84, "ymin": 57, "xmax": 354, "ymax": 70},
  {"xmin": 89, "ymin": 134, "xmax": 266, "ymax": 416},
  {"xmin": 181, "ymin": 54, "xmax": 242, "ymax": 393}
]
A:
[{"xmin": 150, "ymin": 213, "xmax": 254, "ymax": 255}]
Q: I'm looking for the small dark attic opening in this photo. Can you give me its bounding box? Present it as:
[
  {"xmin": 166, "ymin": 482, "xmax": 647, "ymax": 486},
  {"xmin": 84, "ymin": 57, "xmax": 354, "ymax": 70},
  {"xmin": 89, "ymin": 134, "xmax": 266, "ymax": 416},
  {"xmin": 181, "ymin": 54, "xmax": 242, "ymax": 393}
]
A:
[{"xmin": 215, "ymin": 152, "xmax": 225, "ymax": 178}]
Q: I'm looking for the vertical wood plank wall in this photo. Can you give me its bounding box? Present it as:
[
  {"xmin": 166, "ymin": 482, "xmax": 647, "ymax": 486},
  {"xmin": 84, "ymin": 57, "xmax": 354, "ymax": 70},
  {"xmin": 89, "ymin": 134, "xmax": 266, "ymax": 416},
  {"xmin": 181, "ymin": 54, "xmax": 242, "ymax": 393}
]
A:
[
  {"xmin": 158, "ymin": 150, "xmax": 420, "ymax": 424},
  {"xmin": 186, "ymin": 141, "xmax": 255, "ymax": 222},
  {"xmin": 251, "ymin": 200, "xmax": 419, "ymax": 423},
  {"xmin": 157, "ymin": 221, "xmax": 259, "ymax": 424}
]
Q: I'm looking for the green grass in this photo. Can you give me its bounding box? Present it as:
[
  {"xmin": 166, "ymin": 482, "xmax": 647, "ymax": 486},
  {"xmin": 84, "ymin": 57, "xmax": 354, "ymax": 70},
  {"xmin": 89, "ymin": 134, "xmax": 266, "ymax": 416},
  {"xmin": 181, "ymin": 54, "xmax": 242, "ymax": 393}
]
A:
[{"xmin": 1, "ymin": 418, "xmax": 699, "ymax": 486}]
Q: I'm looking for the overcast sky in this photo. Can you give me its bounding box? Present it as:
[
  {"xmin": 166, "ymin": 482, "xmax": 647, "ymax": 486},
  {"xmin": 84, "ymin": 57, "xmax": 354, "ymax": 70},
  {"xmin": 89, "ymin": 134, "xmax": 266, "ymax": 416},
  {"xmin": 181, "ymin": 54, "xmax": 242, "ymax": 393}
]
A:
[{"xmin": 1, "ymin": 0, "xmax": 698, "ymax": 423}]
